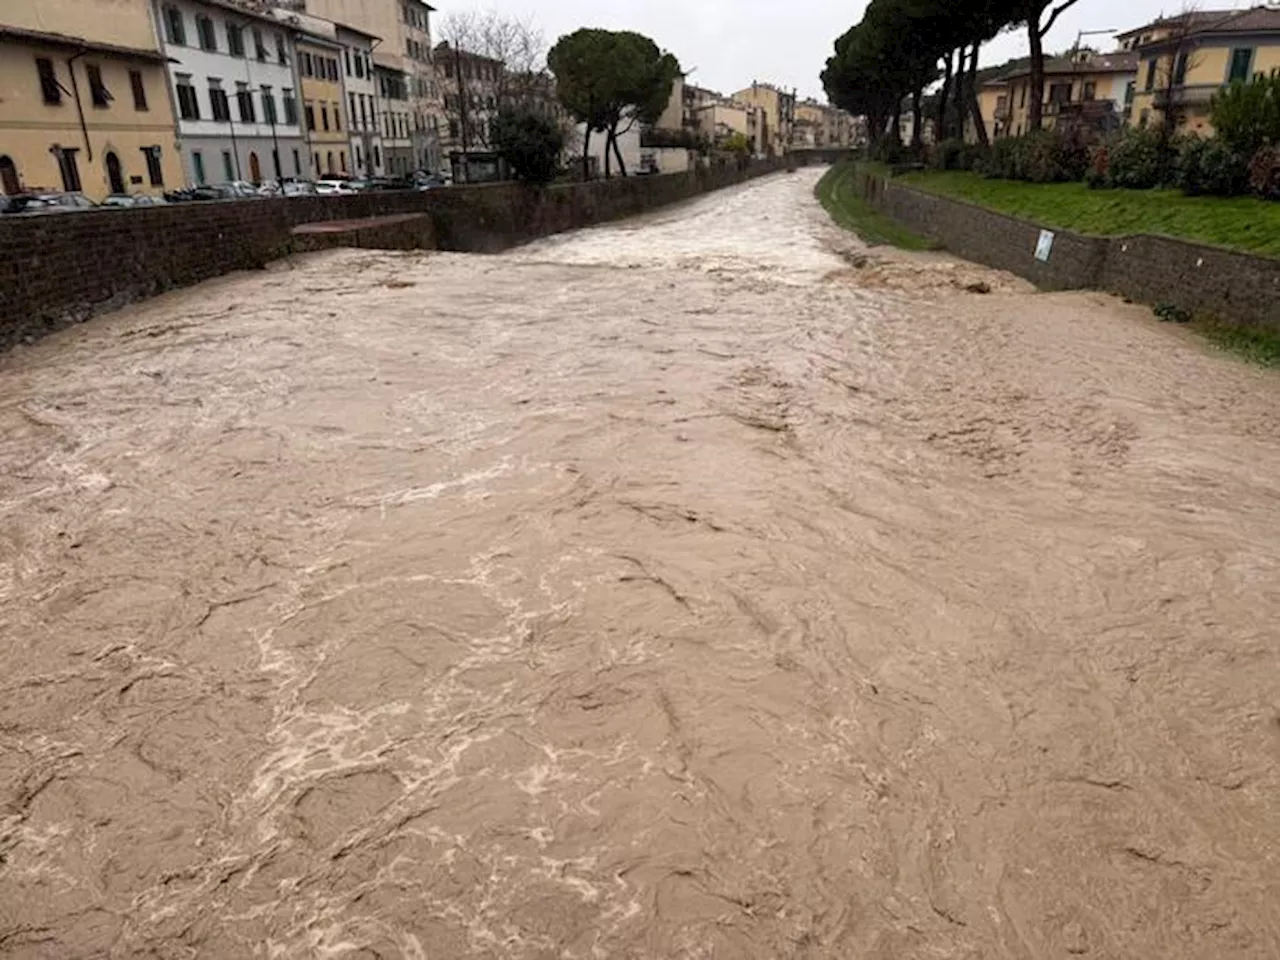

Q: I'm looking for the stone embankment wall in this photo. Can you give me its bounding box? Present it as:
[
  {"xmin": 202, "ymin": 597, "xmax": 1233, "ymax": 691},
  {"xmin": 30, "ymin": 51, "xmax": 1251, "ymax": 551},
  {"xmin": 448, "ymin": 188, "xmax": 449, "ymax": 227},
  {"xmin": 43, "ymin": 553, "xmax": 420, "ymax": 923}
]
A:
[
  {"xmin": 857, "ymin": 170, "xmax": 1280, "ymax": 329},
  {"xmin": 2, "ymin": 159, "xmax": 793, "ymax": 350}
]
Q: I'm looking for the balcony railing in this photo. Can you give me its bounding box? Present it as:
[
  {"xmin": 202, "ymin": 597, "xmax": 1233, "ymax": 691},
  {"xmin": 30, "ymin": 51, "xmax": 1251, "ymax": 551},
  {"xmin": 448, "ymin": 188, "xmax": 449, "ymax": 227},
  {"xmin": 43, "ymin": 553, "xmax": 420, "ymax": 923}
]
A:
[{"xmin": 1153, "ymin": 84, "xmax": 1219, "ymax": 108}]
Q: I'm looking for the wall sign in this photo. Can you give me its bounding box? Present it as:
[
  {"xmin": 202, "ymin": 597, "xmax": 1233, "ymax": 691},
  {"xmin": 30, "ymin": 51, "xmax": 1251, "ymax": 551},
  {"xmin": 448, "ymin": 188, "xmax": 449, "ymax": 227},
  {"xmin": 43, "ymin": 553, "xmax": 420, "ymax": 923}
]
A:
[{"xmin": 1035, "ymin": 229, "xmax": 1055, "ymax": 263}]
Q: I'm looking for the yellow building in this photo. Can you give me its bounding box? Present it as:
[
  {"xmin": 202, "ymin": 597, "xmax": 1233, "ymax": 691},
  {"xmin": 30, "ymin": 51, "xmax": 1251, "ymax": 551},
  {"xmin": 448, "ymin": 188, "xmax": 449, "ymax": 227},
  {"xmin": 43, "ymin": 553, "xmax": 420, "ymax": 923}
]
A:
[
  {"xmin": 731, "ymin": 81, "xmax": 796, "ymax": 155},
  {"xmin": 296, "ymin": 33, "xmax": 349, "ymax": 176},
  {"xmin": 0, "ymin": 0, "xmax": 183, "ymax": 199},
  {"xmin": 974, "ymin": 80, "xmax": 1009, "ymax": 142},
  {"xmin": 1121, "ymin": 7, "xmax": 1280, "ymax": 136},
  {"xmin": 795, "ymin": 99, "xmax": 855, "ymax": 148},
  {"xmin": 996, "ymin": 51, "xmax": 1138, "ymax": 139}
]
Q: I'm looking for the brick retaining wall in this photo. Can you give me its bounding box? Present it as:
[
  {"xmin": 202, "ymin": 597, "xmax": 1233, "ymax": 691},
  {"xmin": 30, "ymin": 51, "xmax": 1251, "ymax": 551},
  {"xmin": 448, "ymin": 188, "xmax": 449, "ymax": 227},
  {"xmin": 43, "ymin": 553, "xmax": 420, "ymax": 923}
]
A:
[
  {"xmin": 857, "ymin": 170, "xmax": 1280, "ymax": 330},
  {"xmin": 1, "ymin": 159, "xmax": 782, "ymax": 350}
]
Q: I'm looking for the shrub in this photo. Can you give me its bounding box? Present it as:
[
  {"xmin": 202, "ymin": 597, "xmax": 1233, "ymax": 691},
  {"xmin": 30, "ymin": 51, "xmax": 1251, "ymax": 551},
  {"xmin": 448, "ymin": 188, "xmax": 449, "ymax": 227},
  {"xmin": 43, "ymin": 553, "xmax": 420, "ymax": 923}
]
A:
[
  {"xmin": 931, "ymin": 138, "xmax": 985, "ymax": 172},
  {"xmin": 1248, "ymin": 145, "xmax": 1280, "ymax": 200},
  {"xmin": 1085, "ymin": 144, "xmax": 1109, "ymax": 189},
  {"xmin": 977, "ymin": 129, "xmax": 1088, "ymax": 183},
  {"xmin": 1210, "ymin": 70, "xmax": 1280, "ymax": 157},
  {"xmin": 1104, "ymin": 126, "xmax": 1168, "ymax": 189},
  {"xmin": 1177, "ymin": 136, "xmax": 1250, "ymax": 196},
  {"xmin": 492, "ymin": 108, "xmax": 566, "ymax": 185}
]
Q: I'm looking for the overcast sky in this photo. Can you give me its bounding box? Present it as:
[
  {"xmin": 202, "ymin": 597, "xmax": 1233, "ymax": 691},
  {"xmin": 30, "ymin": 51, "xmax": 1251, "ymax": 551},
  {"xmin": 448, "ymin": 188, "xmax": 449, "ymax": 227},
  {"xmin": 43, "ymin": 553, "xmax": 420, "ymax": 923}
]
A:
[{"xmin": 440, "ymin": 0, "xmax": 1258, "ymax": 101}]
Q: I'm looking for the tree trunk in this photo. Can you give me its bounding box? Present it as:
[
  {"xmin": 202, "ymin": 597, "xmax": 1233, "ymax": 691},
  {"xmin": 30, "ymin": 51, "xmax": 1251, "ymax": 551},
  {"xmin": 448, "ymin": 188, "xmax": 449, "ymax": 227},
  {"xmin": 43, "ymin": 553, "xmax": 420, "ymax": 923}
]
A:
[
  {"xmin": 937, "ymin": 49, "xmax": 955, "ymax": 139},
  {"xmin": 582, "ymin": 127, "xmax": 592, "ymax": 181},
  {"xmin": 1027, "ymin": 26, "xmax": 1045, "ymax": 131},
  {"xmin": 890, "ymin": 98, "xmax": 903, "ymax": 147},
  {"xmin": 966, "ymin": 41, "xmax": 989, "ymax": 146},
  {"xmin": 611, "ymin": 128, "xmax": 628, "ymax": 177},
  {"xmin": 604, "ymin": 128, "xmax": 613, "ymax": 178},
  {"xmin": 911, "ymin": 86, "xmax": 924, "ymax": 149}
]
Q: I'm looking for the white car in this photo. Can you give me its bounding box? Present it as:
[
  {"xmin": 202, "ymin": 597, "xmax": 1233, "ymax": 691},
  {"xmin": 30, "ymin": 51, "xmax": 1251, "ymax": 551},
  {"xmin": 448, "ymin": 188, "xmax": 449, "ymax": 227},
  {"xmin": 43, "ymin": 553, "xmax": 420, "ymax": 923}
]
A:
[{"xmin": 315, "ymin": 179, "xmax": 356, "ymax": 195}]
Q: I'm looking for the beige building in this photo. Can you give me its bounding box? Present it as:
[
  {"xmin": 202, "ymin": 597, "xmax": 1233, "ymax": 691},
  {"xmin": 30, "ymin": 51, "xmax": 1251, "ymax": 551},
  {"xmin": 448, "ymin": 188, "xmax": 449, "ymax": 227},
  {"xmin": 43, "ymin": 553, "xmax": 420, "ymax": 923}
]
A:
[
  {"xmin": 794, "ymin": 99, "xmax": 856, "ymax": 148},
  {"xmin": 1121, "ymin": 7, "xmax": 1280, "ymax": 136},
  {"xmin": 296, "ymin": 33, "xmax": 348, "ymax": 176},
  {"xmin": 731, "ymin": 81, "xmax": 796, "ymax": 155},
  {"xmin": 996, "ymin": 51, "xmax": 1138, "ymax": 138},
  {"xmin": 300, "ymin": 0, "xmax": 443, "ymax": 172},
  {"xmin": 694, "ymin": 99, "xmax": 765, "ymax": 156},
  {"xmin": 0, "ymin": 0, "xmax": 183, "ymax": 199}
]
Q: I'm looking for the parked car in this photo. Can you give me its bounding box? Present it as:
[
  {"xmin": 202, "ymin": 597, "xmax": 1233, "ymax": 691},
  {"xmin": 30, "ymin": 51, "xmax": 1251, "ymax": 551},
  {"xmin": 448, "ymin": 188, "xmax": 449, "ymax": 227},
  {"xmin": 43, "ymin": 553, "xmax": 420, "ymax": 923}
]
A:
[
  {"xmin": 280, "ymin": 179, "xmax": 318, "ymax": 197},
  {"xmin": 413, "ymin": 174, "xmax": 448, "ymax": 191},
  {"xmin": 218, "ymin": 180, "xmax": 262, "ymax": 199},
  {"xmin": 102, "ymin": 193, "xmax": 167, "ymax": 208},
  {"xmin": 2, "ymin": 192, "xmax": 97, "ymax": 215},
  {"xmin": 315, "ymin": 178, "xmax": 357, "ymax": 195}
]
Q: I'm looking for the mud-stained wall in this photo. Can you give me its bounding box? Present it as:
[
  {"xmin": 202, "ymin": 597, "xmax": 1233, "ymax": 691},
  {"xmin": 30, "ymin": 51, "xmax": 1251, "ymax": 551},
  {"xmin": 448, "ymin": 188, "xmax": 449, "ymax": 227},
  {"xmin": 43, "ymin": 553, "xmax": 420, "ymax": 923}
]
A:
[
  {"xmin": 857, "ymin": 171, "xmax": 1280, "ymax": 329},
  {"xmin": 0, "ymin": 160, "xmax": 783, "ymax": 350}
]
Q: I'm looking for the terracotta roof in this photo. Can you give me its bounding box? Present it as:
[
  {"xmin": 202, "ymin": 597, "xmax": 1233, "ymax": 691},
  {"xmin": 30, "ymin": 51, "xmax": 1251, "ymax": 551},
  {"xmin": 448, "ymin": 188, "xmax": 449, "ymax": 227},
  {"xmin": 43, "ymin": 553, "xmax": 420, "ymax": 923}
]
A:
[
  {"xmin": 998, "ymin": 50, "xmax": 1139, "ymax": 81},
  {"xmin": 1118, "ymin": 6, "xmax": 1280, "ymax": 41}
]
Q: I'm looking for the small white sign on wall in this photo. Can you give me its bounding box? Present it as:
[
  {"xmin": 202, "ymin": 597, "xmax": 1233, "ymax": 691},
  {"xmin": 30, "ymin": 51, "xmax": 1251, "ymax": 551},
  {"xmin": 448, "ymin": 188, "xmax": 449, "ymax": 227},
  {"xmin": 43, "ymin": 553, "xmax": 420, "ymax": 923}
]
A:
[{"xmin": 1035, "ymin": 229, "xmax": 1055, "ymax": 263}]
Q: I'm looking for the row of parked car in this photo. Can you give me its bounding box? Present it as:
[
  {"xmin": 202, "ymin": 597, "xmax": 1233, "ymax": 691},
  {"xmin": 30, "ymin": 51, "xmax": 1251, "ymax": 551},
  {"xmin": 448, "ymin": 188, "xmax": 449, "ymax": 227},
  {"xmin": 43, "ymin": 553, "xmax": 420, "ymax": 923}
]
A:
[{"xmin": 0, "ymin": 172, "xmax": 450, "ymax": 216}]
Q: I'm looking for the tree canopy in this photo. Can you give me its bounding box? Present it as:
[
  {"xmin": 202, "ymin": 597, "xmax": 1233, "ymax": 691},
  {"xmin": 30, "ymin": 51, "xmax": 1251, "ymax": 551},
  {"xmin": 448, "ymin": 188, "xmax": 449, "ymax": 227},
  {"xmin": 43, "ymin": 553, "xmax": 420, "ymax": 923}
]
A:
[
  {"xmin": 548, "ymin": 28, "xmax": 681, "ymax": 178},
  {"xmin": 822, "ymin": 0, "xmax": 1085, "ymax": 146}
]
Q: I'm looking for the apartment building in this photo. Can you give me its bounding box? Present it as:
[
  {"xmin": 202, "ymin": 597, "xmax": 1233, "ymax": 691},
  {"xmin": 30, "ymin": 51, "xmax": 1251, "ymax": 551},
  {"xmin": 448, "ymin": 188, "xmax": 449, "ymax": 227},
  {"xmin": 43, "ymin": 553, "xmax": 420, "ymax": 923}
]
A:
[
  {"xmin": 296, "ymin": 33, "xmax": 348, "ymax": 176},
  {"xmin": 435, "ymin": 41, "xmax": 502, "ymax": 156},
  {"xmin": 693, "ymin": 99, "xmax": 766, "ymax": 156},
  {"xmin": 1121, "ymin": 7, "xmax": 1280, "ymax": 136},
  {"xmin": 0, "ymin": 0, "xmax": 183, "ymax": 199},
  {"xmin": 153, "ymin": 0, "xmax": 306, "ymax": 184},
  {"xmin": 795, "ymin": 99, "xmax": 856, "ymax": 149},
  {"xmin": 998, "ymin": 50, "xmax": 1138, "ymax": 137},
  {"xmin": 300, "ymin": 0, "xmax": 443, "ymax": 173},
  {"xmin": 336, "ymin": 24, "xmax": 382, "ymax": 175},
  {"xmin": 732, "ymin": 81, "xmax": 796, "ymax": 155}
]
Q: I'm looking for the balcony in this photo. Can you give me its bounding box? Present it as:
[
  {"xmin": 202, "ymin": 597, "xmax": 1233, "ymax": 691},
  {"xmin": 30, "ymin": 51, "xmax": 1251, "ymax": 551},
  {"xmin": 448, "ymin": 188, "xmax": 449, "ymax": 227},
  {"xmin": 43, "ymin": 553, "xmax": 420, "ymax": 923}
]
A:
[{"xmin": 1153, "ymin": 84, "xmax": 1220, "ymax": 108}]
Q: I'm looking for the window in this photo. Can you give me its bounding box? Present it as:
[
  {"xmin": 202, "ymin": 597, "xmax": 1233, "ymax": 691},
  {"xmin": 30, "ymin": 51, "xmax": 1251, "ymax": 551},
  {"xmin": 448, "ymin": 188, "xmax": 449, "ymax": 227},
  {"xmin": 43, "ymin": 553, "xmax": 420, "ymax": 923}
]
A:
[
  {"xmin": 163, "ymin": 5, "xmax": 185, "ymax": 45},
  {"xmin": 222, "ymin": 150, "xmax": 234, "ymax": 180},
  {"xmin": 321, "ymin": 104, "xmax": 329, "ymax": 131},
  {"xmin": 1083, "ymin": 80, "xmax": 1096, "ymax": 101},
  {"xmin": 227, "ymin": 24, "xmax": 245, "ymax": 57},
  {"xmin": 0, "ymin": 156, "xmax": 20, "ymax": 195},
  {"xmin": 340, "ymin": 150, "xmax": 347, "ymax": 172},
  {"xmin": 36, "ymin": 58, "xmax": 63, "ymax": 105},
  {"xmin": 344, "ymin": 49, "xmax": 352, "ymax": 75},
  {"xmin": 272, "ymin": 148, "xmax": 281, "ymax": 178},
  {"xmin": 333, "ymin": 102, "xmax": 340, "ymax": 130},
  {"xmin": 54, "ymin": 147, "xmax": 82, "ymax": 191},
  {"xmin": 1145, "ymin": 58, "xmax": 1157, "ymax": 91},
  {"xmin": 373, "ymin": 145, "xmax": 381, "ymax": 167},
  {"xmin": 326, "ymin": 150, "xmax": 334, "ymax": 173},
  {"xmin": 1173, "ymin": 52, "xmax": 1189, "ymax": 86},
  {"xmin": 304, "ymin": 103, "xmax": 315, "ymax": 131},
  {"xmin": 262, "ymin": 86, "xmax": 277, "ymax": 124},
  {"xmin": 209, "ymin": 81, "xmax": 230, "ymax": 121},
  {"xmin": 359, "ymin": 95, "xmax": 368, "ymax": 129},
  {"xmin": 197, "ymin": 15, "xmax": 216, "ymax": 52},
  {"xmin": 301, "ymin": 52, "xmax": 312, "ymax": 78},
  {"xmin": 1228, "ymin": 48, "xmax": 1253, "ymax": 83},
  {"xmin": 1018, "ymin": 82, "xmax": 1026, "ymax": 108},
  {"xmin": 349, "ymin": 93, "xmax": 357, "ymax": 128},
  {"xmin": 193, "ymin": 150, "xmax": 206, "ymax": 184},
  {"xmin": 1124, "ymin": 80, "xmax": 1136, "ymax": 106},
  {"xmin": 129, "ymin": 70, "xmax": 148, "ymax": 110},
  {"xmin": 277, "ymin": 34, "xmax": 288, "ymax": 64},
  {"xmin": 254, "ymin": 28, "xmax": 267, "ymax": 61},
  {"xmin": 355, "ymin": 143, "xmax": 362, "ymax": 169},
  {"xmin": 87, "ymin": 64, "xmax": 111, "ymax": 107},
  {"xmin": 237, "ymin": 85, "xmax": 255, "ymax": 123},
  {"xmin": 292, "ymin": 149, "xmax": 300, "ymax": 175},
  {"xmin": 283, "ymin": 88, "xmax": 297, "ymax": 125},
  {"xmin": 141, "ymin": 146, "xmax": 163, "ymax": 185},
  {"xmin": 329, "ymin": 58, "xmax": 339, "ymax": 82},
  {"xmin": 176, "ymin": 75, "xmax": 199, "ymax": 120},
  {"xmin": 354, "ymin": 53, "xmax": 365, "ymax": 79}
]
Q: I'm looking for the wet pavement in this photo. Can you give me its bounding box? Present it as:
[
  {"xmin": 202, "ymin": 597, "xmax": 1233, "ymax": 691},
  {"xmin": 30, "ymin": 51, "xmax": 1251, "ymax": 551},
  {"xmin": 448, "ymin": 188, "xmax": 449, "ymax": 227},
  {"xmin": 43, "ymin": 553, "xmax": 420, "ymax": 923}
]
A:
[{"xmin": 2, "ymin": 168, "xmax": 1278, "ymax": 958}]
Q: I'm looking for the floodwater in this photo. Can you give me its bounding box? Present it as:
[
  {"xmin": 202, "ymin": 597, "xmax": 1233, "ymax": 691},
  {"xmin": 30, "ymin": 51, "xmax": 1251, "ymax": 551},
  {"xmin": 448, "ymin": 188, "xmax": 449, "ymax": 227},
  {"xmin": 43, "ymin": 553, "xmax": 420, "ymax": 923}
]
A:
[{"xmin": 1, "ymin": 168, "xmax": 1278, "ymax": 959}]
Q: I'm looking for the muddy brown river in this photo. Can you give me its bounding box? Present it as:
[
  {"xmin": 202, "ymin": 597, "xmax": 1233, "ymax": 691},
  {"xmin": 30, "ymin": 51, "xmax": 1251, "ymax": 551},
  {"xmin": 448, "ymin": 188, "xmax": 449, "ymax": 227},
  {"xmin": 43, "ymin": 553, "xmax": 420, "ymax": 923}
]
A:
[{"xmin": 2, "ymin": 169, "xmax": 1278, "ymax": 959}]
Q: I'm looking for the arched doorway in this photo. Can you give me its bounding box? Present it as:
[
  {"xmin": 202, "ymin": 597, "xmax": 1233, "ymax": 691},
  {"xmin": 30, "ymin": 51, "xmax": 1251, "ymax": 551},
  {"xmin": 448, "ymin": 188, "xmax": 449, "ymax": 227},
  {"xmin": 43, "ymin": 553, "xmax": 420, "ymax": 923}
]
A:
[
  {"xmin": 105, "ymin": 152, "xmax": 125, "ymax": 194},
  {"xmin": 248, "ymin": 151, "xmax": 261, "ymax": 182},
  {"xmin": 0, "ymin": 156, "xmax": 18, "ymax": 195}
]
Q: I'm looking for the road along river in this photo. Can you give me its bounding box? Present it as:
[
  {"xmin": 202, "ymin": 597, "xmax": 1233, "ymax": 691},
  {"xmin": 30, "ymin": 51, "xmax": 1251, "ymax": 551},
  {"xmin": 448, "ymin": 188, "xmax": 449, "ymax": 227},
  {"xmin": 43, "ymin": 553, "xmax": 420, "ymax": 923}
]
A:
[{"xmin": 1, "ymin": 168, "xmax": 1278, "ymax": 958}]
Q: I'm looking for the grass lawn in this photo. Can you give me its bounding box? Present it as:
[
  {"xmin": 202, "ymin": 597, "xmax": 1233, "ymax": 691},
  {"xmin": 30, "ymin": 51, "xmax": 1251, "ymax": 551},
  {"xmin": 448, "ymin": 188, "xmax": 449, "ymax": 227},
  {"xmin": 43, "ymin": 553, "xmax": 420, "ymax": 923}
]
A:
[
  {"xmin": 815, "ymin": 163, "xmax": 936, "ymax": 252},
  {"xmin": 895, "ymin": 169, "xmax": 1280, "ymax": 259}
]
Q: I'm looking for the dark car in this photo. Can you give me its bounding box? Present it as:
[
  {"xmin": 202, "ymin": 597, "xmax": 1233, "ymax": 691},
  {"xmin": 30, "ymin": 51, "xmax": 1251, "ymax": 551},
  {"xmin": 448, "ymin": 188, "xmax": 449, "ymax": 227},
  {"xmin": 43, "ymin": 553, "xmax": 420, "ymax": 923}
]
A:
[{"xmin": 2, "ymin": 192, "xmax": 98, "ymax": 215}]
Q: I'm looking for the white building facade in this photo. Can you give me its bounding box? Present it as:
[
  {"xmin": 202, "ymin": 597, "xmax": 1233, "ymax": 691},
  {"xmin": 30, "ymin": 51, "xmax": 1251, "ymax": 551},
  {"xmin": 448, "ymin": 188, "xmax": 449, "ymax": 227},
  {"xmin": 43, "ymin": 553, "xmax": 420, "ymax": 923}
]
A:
[
  {"xmin": 152, "ymin": 0, "xmax": 307, "ymax": 184},
  {"xmin": 335, "ymin": 24, "xmax": 384, "ymax": 176}
]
